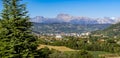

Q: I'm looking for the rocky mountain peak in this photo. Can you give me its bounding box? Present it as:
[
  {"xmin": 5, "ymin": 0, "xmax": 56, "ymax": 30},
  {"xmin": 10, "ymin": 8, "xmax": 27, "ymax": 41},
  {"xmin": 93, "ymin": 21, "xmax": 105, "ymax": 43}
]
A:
[{"xmin": 30, "ymin": 14, "xmax": 120, "ymax": 24}]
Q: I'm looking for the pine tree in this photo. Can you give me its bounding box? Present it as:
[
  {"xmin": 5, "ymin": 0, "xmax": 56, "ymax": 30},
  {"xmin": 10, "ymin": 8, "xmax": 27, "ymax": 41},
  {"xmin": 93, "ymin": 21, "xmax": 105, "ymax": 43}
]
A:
[{"xmin": 0, "ymin": 0, "xmax": 39, "ymax": 57}]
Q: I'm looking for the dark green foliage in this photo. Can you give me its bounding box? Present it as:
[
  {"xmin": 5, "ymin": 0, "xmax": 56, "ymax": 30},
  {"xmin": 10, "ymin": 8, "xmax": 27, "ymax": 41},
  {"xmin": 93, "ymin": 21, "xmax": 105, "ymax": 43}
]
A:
[
  {"xmin": 78, "ymin": 50, "xmax": 93, "ymax": 58},
  {"xmin": 49, "ymin": 50, "xmax": 93, "ymax": 58},
  {"xmin": 36, "ymin": 47, "xmax": 52, "ymax": 58},
  {"xmin": 0, "ymin": 0, "xmax": 40, "ymax": 57}
]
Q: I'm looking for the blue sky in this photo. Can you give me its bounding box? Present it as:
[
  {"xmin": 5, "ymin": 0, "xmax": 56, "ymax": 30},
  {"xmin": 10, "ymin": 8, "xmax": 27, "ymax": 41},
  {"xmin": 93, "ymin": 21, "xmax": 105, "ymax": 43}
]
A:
[{"xmin": 0, "ymin": 0, "xmax": 120, "ymax": 18}]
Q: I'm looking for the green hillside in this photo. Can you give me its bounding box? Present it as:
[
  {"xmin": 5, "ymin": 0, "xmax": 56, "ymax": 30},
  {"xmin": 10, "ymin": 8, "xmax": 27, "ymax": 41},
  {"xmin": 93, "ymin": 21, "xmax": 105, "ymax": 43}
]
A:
[{"xmin": 93, "ymin": 22, "xmax": 120, "ymax": 38}]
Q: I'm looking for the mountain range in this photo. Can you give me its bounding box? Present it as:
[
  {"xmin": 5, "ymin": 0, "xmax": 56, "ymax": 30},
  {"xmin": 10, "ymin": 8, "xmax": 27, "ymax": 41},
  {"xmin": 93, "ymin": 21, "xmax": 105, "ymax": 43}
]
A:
[{"xmin": 30, "ymin": 13, "xmax": 120, "ymax": 24}]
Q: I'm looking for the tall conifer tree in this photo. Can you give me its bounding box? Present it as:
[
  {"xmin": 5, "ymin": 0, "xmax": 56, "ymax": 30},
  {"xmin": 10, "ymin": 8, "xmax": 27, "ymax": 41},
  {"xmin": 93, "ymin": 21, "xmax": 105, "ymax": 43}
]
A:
[{"xmin": 0, "ymin": 0, "xmax": 39, "ymax": 57}]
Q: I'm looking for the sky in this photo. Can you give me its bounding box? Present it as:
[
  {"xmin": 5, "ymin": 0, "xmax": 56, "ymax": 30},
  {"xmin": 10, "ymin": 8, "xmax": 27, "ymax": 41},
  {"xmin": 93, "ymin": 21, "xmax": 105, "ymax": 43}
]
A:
[{"xmin": 0, "ymin": 0, "xmax": 120, "ymax": 18}]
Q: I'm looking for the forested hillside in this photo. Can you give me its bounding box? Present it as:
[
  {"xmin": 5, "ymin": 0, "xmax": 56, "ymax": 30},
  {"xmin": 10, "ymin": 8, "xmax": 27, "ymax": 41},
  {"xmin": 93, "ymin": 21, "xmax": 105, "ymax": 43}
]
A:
[
  {"xmin": 93, "ymin": 22, "xmax": 120, "ymax": 38},
  {"xmin": 32, "ymin": 22, "xmax": 111, "ymax": 34}
]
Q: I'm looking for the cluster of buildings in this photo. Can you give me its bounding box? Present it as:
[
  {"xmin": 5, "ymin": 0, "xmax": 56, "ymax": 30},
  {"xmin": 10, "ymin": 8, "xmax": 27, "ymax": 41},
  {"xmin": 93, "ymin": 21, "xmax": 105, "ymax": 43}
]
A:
[{"xmin": 35, "ymin": 32, "xmax": 91, "ymax": 38}]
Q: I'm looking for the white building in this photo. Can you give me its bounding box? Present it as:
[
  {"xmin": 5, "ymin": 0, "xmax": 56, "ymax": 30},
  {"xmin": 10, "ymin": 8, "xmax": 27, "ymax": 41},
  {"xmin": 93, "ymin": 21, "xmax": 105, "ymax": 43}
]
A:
[{"xmin": 55, "ymin": 35, "xmax": 62, "ymax": 38}]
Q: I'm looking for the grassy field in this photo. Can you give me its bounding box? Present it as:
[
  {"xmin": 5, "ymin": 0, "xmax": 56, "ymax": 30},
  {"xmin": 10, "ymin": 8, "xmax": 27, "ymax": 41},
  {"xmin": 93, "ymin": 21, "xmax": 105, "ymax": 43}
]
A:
[
  {"xmin": 38, "ymin": 44, "xmax": 76, "ymax": 51},
  {"xmin": 64, "ymin": 51, "xmax": 110, "ymax": 58},
  {"xmin": 89, "ymin": 51, "xmax": 111, "ymax": 58},
  {"xmin": 38, "ymin": 44, "xmax": 111, "ymax": 58}
]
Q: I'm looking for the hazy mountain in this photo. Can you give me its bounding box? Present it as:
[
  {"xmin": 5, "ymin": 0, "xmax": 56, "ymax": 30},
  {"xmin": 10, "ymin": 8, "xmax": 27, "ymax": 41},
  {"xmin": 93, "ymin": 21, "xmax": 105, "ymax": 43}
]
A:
[
  {"xmin": 30, "ymin": 16, "xmax": 45, "ymax": 23},
  {"xmin": 32, "ymin": 22, "xmax": 111, "ymax": 34},
  {"xmin": 30, "ymin": 14, "xmax": 120, "ymax": 24}
]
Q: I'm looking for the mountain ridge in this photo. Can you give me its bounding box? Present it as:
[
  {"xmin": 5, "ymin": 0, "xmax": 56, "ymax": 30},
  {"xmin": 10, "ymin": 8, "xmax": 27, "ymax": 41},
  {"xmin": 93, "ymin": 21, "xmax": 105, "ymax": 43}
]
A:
[{"xmin": 30, "ymin": 13, "xmax": 120, "ymax": 24}]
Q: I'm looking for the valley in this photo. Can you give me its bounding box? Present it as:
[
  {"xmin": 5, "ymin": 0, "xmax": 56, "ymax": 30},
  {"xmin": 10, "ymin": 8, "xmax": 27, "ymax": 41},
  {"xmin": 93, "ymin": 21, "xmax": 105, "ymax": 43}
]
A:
[{"xmin": 32, "ymin": 22, "xmax": 111, "ymax": 34}]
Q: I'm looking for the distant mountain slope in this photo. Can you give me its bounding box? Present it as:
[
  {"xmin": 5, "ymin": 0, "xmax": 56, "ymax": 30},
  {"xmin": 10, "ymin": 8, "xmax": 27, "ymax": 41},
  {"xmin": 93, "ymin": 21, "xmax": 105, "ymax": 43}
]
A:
[
  {"xmin": 93, "ymin": 22, "xmax": 120, "ymax": 38},
  {"xmin": 30, "ymin": 14, "xmax": 120, "ymax": 35},
  {"xmin": 32, "ymin": 22, "xmax": 111, "ymax": 34},
  {"xmin": 30, "ymin": 14, "xmax": 120, "ymax": 24}
]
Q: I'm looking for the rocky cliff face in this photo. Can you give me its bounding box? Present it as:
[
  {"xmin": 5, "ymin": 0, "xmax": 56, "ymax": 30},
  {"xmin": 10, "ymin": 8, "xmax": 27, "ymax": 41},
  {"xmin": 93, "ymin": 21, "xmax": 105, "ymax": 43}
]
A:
[{"xmin": 30, "ymin": 14, "xmax": 120, "ymax": 24}]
